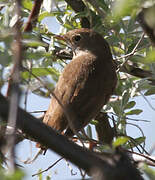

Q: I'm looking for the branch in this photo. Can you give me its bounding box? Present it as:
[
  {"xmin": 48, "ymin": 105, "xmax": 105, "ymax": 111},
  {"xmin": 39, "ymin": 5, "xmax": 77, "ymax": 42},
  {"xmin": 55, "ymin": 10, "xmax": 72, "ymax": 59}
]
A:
[
  {"xmin": 117, "ymin": 33, "xmax": 145, "ymax": 72},
  {"xmin": 130, "ymin": 152, "xmax": 155, "ymax": 167},
  {"xmin": 115, "ymin": 33, "xmax": 145, "ymax": 61},
  {"xmin": 5, "ymin": 0, "xmax": 22, "ymax": 173},
  {"xmin": 76, "ymin": 141, "xmax": 155, "ymax": 167},
  {"xmin": 0, "ymin": 93, "xmax": 143, "ymax": 180},
  {"xmin": 24, "ymin": 0, "xmax": 43, "ymax": 32},
  {"xmin": 32, "ymin": 157, "xmax": 63, "ymax": 177}
]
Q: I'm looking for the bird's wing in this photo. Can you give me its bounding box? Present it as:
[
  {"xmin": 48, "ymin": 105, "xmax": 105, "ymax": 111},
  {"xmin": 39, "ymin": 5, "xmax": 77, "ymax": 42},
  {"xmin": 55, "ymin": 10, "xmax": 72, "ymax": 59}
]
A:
[
  {"xmin": 58, "ymin": 56, "xmax": 109, "ymax": 130},
  {"xmin": 43, "ymin": 54, "xmax": 116, "ymax": 133},
  {"xmin": 42, "ymin": 57, "xmax": 89, "ymax": 132}
]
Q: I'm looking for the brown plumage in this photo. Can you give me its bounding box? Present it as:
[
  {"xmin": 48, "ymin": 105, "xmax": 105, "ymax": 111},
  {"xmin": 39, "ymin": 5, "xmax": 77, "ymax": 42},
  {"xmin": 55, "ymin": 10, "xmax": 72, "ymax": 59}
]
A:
[{"xmin": 43, "ymin": 28, "xmax": 117, "ymax": 136}]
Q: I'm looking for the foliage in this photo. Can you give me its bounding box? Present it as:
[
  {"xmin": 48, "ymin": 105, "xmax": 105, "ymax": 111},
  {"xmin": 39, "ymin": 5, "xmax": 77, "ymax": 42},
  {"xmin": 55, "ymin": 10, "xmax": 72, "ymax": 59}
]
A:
[
  {"xmin": 0, "ymin": 167, "xmax": 24, "ymax": 180},
  {"xmin": 0, "ymin": 0, "xmax": 155, "ymax": 179},
  {"xmin": 142, "ymin": 164, "xmax": 155, "ymax": 180}
]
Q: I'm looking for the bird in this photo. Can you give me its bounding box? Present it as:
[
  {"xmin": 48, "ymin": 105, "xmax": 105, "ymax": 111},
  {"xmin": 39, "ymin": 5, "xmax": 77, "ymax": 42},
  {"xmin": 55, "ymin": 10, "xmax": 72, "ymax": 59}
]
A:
[{"xmin": 43, "ymin": 28, "xmax": 117, "ymax": 137}]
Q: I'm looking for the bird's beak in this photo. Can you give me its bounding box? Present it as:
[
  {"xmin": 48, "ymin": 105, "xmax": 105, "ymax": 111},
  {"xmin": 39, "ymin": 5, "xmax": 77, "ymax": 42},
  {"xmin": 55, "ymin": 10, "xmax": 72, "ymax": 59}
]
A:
[
  {"xmin": 54, "ymin": 35, "xmax": 66, "ymax": 41},
  {"xmin": 54, "ymin": 34, "xmax": 72, "ymax": 50}
]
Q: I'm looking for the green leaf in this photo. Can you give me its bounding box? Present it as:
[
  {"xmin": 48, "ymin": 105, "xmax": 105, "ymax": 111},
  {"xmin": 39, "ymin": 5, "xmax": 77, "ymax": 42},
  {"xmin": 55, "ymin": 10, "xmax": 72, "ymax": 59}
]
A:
[
  {"xmin": 22, "ymin": 0, "xmax": 33, "ymax": 10},
  {"xmin": 136, "ymin": 79, "xmax": 151, "ymax": 92},
  {"xmin": 113, "ymin": 46, "xmax": 124, "ymax": 54},
  {"xmin": 38, "ymin": 12, "xmax": 54, "ymax": 22},
  {"xmin": 90, "ymin": 120, "xmax": 98, "ymax": 125},
  {"xmin": 129, "ymin": 54, "xmax": 144, "ymax": 63},
  {"xmin": 63, "ymin": 23, "xmax": 74, "ymax": 29},
  {"xmin": 112, "ymin": 0, "xmax": 141, "ymax": 21},
  {"xmin": 0, "ymin": 51, "xmax": 11, "ymax": 66},
  {"xmin": 56, "ymin": 15, "xmax": 64, "ymax": 24},
  {"xmin": 3, "ymin": 169, "xmax": 25, "ymax": 180},
  {"xmin": 127, "ymin": 42, "xmax": 137, "ymax": 54},
  {"xmin": 22, "ymin": 32, "xmax": 39, "ymax": 40},
  {"xmin": 86, "ymin": 125, "xmax": 92, "ymax": 139},
  {"xmin": 127, "ymin": 18, "xmax": 137, "ymax": 32},
  {"xmin": 126, "ymin": 136, "xmax": 145, "ymax": 149},
  {"xmin": 110, "ymin": 100, "xmax": 121, "ymax": 115},
  {"xmin": 144, "ymin": 49, "xmax": 155, "ymax": 63},
  {"xmin": 46, "ymin": 176, "xmax": 51, "ymax": 180},
  {"xmin": 37, "ymin": 169, "xmax": 43, "ymax": 180},
  {"xmin": 97, "ymin": 0, "xmax": 109, "ymax": 11},
  {"xmin": 113, "ymin": 136, "xmax": 129, "ymax": 147},
  {"xmin": 133, "ymin": 136, "xmax": 145, "ymax": 145},
  {"xmin": 25, "ymin": 51, "xmax": 52, "ymax": 60},
  {"xmin": 22, "ymin": 39, "xmax": 48, "ymax": 48},
  {"xmin": 126, "ymin": 109, "xmax": 143, "ymax": 115},
  {"xmin": 121, "ymin": 90, "xmax": 130, "ymax": 109},
  {"xmin": 144, "ymin": 87, "xmax": 155, "ymax": 96},
  {"xmin": 142, "ymin": 164, "xmax": 155, "ymax": 180},
  {"xmin": 124, "ymin": 101, "xmax": 136, "ymax": 110},
  {"xmin": 22, "ymin": 68, "xmax": 59, "ymax": 80}
]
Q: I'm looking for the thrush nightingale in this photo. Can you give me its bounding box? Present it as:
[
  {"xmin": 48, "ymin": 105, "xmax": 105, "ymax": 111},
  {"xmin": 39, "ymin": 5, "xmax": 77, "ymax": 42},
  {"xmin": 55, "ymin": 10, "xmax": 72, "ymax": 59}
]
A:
[{"xmin": 43, "ymin": 28, "xmax": 117, "ymax": 137}]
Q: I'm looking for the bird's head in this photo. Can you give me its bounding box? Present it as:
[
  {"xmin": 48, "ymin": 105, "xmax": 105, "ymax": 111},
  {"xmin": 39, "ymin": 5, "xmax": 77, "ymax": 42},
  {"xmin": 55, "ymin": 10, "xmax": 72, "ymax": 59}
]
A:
[{"xmin": 54, "ymin": 28, "xmax": 111, "ymax": 57}]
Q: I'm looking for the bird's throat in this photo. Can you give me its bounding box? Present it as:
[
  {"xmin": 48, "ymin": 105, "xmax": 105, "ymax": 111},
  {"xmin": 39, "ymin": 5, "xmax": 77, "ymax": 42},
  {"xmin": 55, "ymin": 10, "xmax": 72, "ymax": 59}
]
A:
[{"xmin": 73, "ymin": 49, "xmax": 90, "ymax": 59}]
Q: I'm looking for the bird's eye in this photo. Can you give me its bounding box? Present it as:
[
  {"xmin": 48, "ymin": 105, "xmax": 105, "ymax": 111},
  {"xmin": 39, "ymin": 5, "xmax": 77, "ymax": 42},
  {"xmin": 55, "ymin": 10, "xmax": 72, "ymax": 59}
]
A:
[{"xmin": 72, "ymin": 35, "xmax": 81, "ymax": 42}]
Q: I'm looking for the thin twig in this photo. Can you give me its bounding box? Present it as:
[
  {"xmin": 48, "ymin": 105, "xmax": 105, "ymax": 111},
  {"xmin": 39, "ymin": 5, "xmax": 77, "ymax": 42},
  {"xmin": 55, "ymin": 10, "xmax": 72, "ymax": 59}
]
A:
[
  {"xmin": 115, "ymin": 42, "xmax": 151, "ymax": 61},
  {"xmin": 117, "ymin": 33, "xmax": 145, "ymax": 72},
  {"xmin": 32, "ymin": 157, "xmax": 63, "ymax": 177},
  {"xmin": 23, "ymin": 149, "xmax": 43, "ymax": 164},
  {"xmin": 127, "ymin": 122, "xmax": 146, "ymax": 153},
  {"xmin": 140, "ymin": 91, "xmax": 155, "ymax": 111},
  {"xmin": 128, "ymin": 136, "xmax": 149, "ymax": 155},
  {"xmin": 117, "ymin": 32, "xmax": 145, "ymax": 61},
  {"xmin": 110, "ymin": 112, "xmax": 150, "ymax": 122},
  {"xmin": 112, "ymin": 115, "xmax": 118, "ymax": 137},
  {"xmin": 29, "ymin": 110, "xmax": 46, "ymax": 114},
  {"xmin": 127, "ymin": 150, "xmax": 155, "ymax": 166},
  {"xmin": 24, "ymin": 61, "xmax": 32, "ymax": 110},
  {"xmin": 79, "ymin": 168, "xmax": 86, "ymax": 179},
  {"xmin": 125, "ymin": 117, "xmax": 150, "ymax": 122}
]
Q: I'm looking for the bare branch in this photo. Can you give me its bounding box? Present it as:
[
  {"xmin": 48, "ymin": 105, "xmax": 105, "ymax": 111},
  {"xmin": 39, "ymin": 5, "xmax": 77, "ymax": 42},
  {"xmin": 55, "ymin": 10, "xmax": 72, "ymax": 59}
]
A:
[
  {"xmin": 32, "ymin": 157, "xmax": 63, "ymax": 177},
  {"xmin": 128, "ymin": 151, "xmax": 155, "ymax": 167},
  {"xmin": 140, "ymin": 92, "xmax": 155, "ymax": 111},
  {"xmin": 24, "ymin": 0, "xmax": 43, "ymax": 32},
  {"xmin": 117, "ymin": 33, "xmax": 145, "ymax": 72},
  {"xmin": 6, "ymin": 0, "xmax": 22, "ymax": 173}
]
